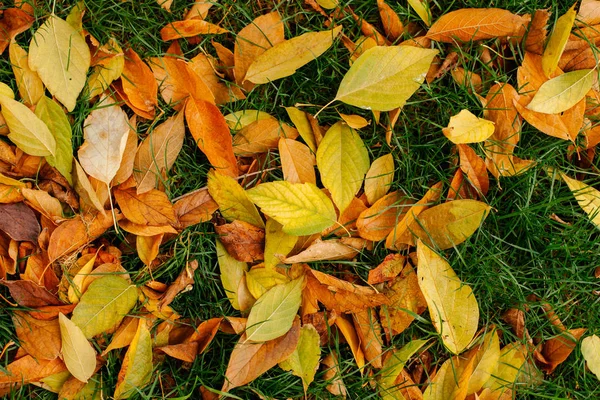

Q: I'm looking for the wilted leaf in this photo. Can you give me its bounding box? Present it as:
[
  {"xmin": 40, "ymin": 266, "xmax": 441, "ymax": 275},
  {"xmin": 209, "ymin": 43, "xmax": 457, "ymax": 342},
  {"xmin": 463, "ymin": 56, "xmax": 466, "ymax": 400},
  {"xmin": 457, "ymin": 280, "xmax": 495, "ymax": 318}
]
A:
[
  {"xmin": 9, "ymin": 41, "xmax": 43, "ymax": 106},
  {"xmin": 426, "ymin": 8, "xmax": 527, "ymax": 42},
  {"xmin": 160, "ymin": 19, "xmax": 228, "ymax": 41},
  {"xmin": 28, "ymin": 15, "xmax": 90, "ymax": 111},
  {"xmin": 0, "ymin": 279, "xmax": 62, "ymax": 307},
  {"xmin": 279, "ymin": 324, "xmax": 321, "ymax": 392},
  {"xmin": 0, "ymin": 355, "xmax": 66, "ymax": 391},
  {"xmin": 113, "ymin": 322, "xmax": 152, "ymax": 399},
  {"xmin": 114, "ymin": 188, "xmax": 177, "ymax": 226},
  {"xmin": 364, "ymin": 154, "xmax": 394, "ymax": 205},
  {"xmin": 71, "ymin": 276, "xmax": 138, "ymax": 338},
  {"xmin": 443, "ymin": 109, "xmax": 495, "ymax": 144},
  {"xmin": 264, "ymin": 218, "xmax": 297, "ymax": 269},
  {"xmin": 353, "ymin": 308, "xmax": 383, "ymax": 369},
  {"xmin": 245, "ymin": 26, "xmax": 342, "ymax": 84},
  {"xmin": 207, "ymin": 170, "xmax": 264, "ymax": 228},
  {"xmin": 247, "ymin": 181, "xmax": 336, "ymax": 236},
  {"xmin": 417, "ymin": 241, "xmax": 479, "ymax": 354},
  {"xmin": 317, "ymin": 122, "xmax": 369, "ymax": 213},
  {"xmin": 334, "ymin": 46, "xmax": 438, "ymax": 111},
  {"xmin": 0, "ymin": 203, "xmax": 39, "ymax": 242},
  {"xmin": 526, "ymin": 69, "xmax": 595, "ymax": 114},
  {"xmin": 216, "ymin": 239, "xmax": 248, "ymax": 310},
  {"xmin": 173, "ymin": 188, "xmax": 218, "ymax": 229},
  {"xmin": 215, "ymin": 220, "xmax": 265, "ymax": 263},
  {"xmin": 58, "ymin": 313, "xmax": 96, "ymax": 383},
  {"xmin": 379, "ymin": 339, "xmax": 427, "ymax": 399},
  {"xmin": 542, "ymin": 4, "xmax": 576, "ymax": 77},
  {"xmin": 322, "ymin": 352, "xmax": 348, "ymax": 398},
  {"xmin": 279, "ymin": 138, "xmax": 316, "ymax": 184},
  {"xmin": 245, "ymin": 276, "xmax": 304, "ymax": 342},
  {"xmin": 13, "ymin": 311, "xmax": 61, "ymax": 360},
  {"xmin": 557, "ymin": 171, "xmax": 600, "ymax": 229},
  {"xmin": 581, "ymin": 335, "xmax": 600, "ymax": 380}
]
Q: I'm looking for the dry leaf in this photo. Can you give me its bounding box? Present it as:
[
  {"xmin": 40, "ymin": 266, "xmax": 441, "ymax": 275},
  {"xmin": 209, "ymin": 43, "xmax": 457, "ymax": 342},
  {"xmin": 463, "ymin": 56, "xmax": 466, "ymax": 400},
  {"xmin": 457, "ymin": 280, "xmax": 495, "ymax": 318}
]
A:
[
  {"xmin": 215, "ymin": 220, "xmax": 265, "ymax": 263},
  {"xmin": 160, "ymin": 19, "xmax": 228, "ymax": 41},
  {"xmin": 540, "ymin": 328, "xmax": 586, "ymax": 374},
  {"xmin": 283, "ymin": 238, "xmax": 360, "ymax": 263},
  {"xmin": 173, "ymin": 188, "xmax": 218, "ymax": 229},
  {"xmin": 542, "ymin": 4, "xmax": 576, "ymax": 77},
  {"xmin": 364, "ymin": 154, "xmax": 394, "ymax": 205},
  {"xmin": 357, "ymin": 191, "xmax": 413, "ymax": 241},
  {"xmin": 114, "ymin": 188, "xmax": 177, "ymax": 226},
  {"xmin": 353, "ymin": 308, "xmax": 383, "ymax": 369},
  {"xmin": 377, "ymin": 0, "xmax": 404, "ymax": 41},
  {"xmin": 458, "ymin": 144, "xmax": 490, "ymax": 196},
  {"xmin": 120, "ymin": 48, "xmax": 158, "ymax": 118},
  {"xmin": 58, "ymin": 313, "xmax": 96, "ymax": 383},
  {"xmin": 279, "ymin": 138, "xmax": 316, "ymax": 184},
  {"xmin": 207, "ymin": 170, "xmax": 264, "ymax": 228},
  {"xmin": 581, "ymin": 335, "xmax": 600, "ymax": 380},
  {"xmin": 12, "ymin": 311, "xmax": 61, "ymax": 360},
  {"xmin": 0, "ymin": 203, "xmax": 39, "ymax": 242}
]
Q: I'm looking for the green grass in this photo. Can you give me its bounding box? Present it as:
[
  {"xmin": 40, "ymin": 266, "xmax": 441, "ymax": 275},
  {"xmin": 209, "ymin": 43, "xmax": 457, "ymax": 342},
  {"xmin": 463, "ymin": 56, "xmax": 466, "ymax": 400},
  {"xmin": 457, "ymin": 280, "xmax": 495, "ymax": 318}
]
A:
[{"xmin": 1, "ymin": 0, "xmax": 599, "ymax": 398}]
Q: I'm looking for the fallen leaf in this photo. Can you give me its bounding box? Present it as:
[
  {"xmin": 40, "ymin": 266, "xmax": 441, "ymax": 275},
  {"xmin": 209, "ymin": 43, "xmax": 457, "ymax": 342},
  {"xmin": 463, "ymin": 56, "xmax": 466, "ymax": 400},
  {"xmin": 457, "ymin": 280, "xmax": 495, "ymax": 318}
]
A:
[
  {"xmin": 279, "ymin": 324, "xmax": 321, "ymax": 392},
  {"xmin": 113, "ymin": 321, "xmax": 152, "ymax": 399},
  {"xmin": 364, "ymin": 154, "xmax": 394, "ymax": 205},
  {"xmin": 525, "ymin": 10, "xmax": 550, "ymax": 55},
  {"xmin": 578, "ymin": 0, "xmax": 600, "ymax": 26},
  {"xmin": 317, "ymin": 122, "xmax": 370, "ymax": 214},
  {"xmin": 417, "ymin": 241, "xmax": 479, "ymax": 354},
  {"xmin": 514, "ymin": 96, "xmax": 585, "ymax": 142},
  {"xmin": 136, "ymin": 233, "xmax": 163, "ymax": 266},
  {"xmin": 423, "ymin": 353, "xmax": 475, "ymax": 400},
  {"xmin": 0, "ymin": 279, "xmax": 62, "ymax": 307},
  {"xmin": 263, "ymin": 219, "xmax": 297, "ymax": 269},
  {"xmin": 245, "ymin": 26, "xmax": 342, "ymax": 84},
  {"xmin": 285, "ymin": 107, "xmax": 317, "ymax": 152},
  {"xmin": 426, "ymin": 8, "xmax": 527, "ymax": 42},
  {"xmin": 71, "ymin": 275, "xmax": 138, "ymax": 338},
  {"xmin": 222, "ymin": 318, "xmax": 300, "ymax": 392},
  {"xmin": 0, "ymin": 8, "xmax": 34, "ymax": 55},
  {"xmin": 173, "ymin": 188, "xmax": 218, "ymax": 229},
  {"xmin": 28, "ymin": 14, "xmax": 90, "ymax": 111},
  {"xmin": 160, "ymin": 19, "xmax": 228, "ymax": 41},
  {"xmin": 86, "ymin": 37, "xmax": 125, "ymax": 100},
  {"xmin": 482, "ymin": 343, "xmax": 526, "ymax": 396},
  {"xmin": 557, "ymin": 171, "xmax": 600, "ymax": 229},
  {"xmin": 581, "ymin": 335, "xmax": 600, "ymax": 380},
  {"xmin": 207, "ymin": 170, "xmax": 264, "ymax": 228},
  {"xmin": 466, "ymin": 328, "xmax": 501, "ymax": 394},
  {"xmin": 246, "ymin": 266, "xmax": 289, "ymax": 300},
  {"xmin": 334, "ymin": 46, "xmax": 438, "ymax": 111},
  {"xmin": 541, "ymin": 328, "xmax": 586, "ymax": 374},
  {"xmin": 67, "ymin": 252, "xmax": 97, "ymax": 303},
  {"xmin": 443, "ymin": 109, "xmax": 495, "ymax": 144},
  {"xmin": 232, "ymin": 116, "xmax": 298, "ymax": 155},
  {"xmin": 357, "ymin": 191, "xmax": 413, "ymax": 242},
  {"xmin": 322, "ymin": 352, "xmax": 348, "ymax": 398},
  {"xmin": 9, "ymin": 41, "xmax": 43, "ymax": 106},
  {"xmin": 0, "ymin": 355, "xmax": 66, "ymax": 393},
  {"xmin": 279, "ymin": 138, "xmax": 316, "ymax": 184},
  {"xmin": 185, "ymin": 1, "xmax": 213, "ymax": 19},
  {"xmin": 526, "ymin": 69, "xmax": 595, "ymax": 114},
  {"xmin": 379, "ymin": 340, "xmax": 427, "ymax": 399},
  {"xmin": 102, "ymin": 317, "xmax": 140, "ymax": 355},
  {"xmin": 12, "ymin": 311, "xmax": 61, "ymax": 360},
  {"xmin": 215, "ymin": 220, "xmax": 265, "ymax": 263},
  {"xmin": 353, "ymin": 308, "xmax": 383, "ymax": 369},
  {"xmin": 216, "ymin": 239, "xmax": 248, "ymax": 310},
  {"xmin": 408, "ymin": 0, "xmax": 431, "ymax": 26},
  {"xmin": 247, "ymin": 181, "xmax": 336, "ymax": 236},
  {"xmin": 120, "ymin": 48, "xmax": 158, "ymax": 117},
  {"xmin": 58, "ymin": 313, "xmax": 96, "ymax": 383},
  {"xmin": 368, "ymin": 254, "xmax": 406, "ymax": 285},
  {"xmin": 334, "ymin": 315, "xmax": 365, "ymax": 371},
  {"xmin": 245, "ymin": 276, "xmax": 304, "ymax": 342},
  {"xmin": 0, "ymin": 203, "xmax": 39, "ymax": 242},
  {"xmin": 542, "ymin": 4, "xmax": 576, "ymax": 77},
  {"xmin": 114, "ymin": 188, "xmax": 177, "ymax": 226},
  {"xmin": 283, "ymin": 238, "xmax": 360, "ymax": 263},
  {"xmin": 458, "ymin": 144, "xmax": 489, "ymax": 196},
  {"xmin": 377, "ymin": 0, "xmax": 404, "ymax": 41}
]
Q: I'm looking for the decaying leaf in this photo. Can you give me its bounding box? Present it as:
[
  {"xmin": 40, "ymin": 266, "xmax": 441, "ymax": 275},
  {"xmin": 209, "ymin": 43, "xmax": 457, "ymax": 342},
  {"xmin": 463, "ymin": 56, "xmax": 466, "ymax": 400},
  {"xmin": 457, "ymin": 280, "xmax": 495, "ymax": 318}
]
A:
[
  {"xmin": 214, "ymin": 220, "xmax": 265, "ymax": 263},
  {"xmin": 279, "ymin": 324, "xmax": 321, "ymax": 392},
  {"xmin": 283, "ymin": 238, "xmax": 361, "ymax": 263}
]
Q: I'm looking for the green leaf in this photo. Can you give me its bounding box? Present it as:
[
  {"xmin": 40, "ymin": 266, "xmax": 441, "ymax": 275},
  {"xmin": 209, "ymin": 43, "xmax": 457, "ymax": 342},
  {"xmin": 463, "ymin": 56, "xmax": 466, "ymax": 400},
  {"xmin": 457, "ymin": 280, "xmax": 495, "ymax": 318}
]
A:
[
  {"xmin": 113, "ymin": 322, "xmax": 153, "ymax": 399},
  {"xmin": 58, "ymin": 313, "xmax": 96, "ymax": 383},
  {"xmin": 245, "ymin": 276, "xmax": 304, "ymax": 342},
  {"xmin": 264, "ymin": 218, "xmax": 297, "ymax": 270},
  {"xmin": 35, "ymin": 96, "xmax": 73, "ymax": 184},
  {"xmin": 581, "ymin": 335, "xmax": 600, "ymax": 381},
  {"xmin": 334, "ymin": 46, "xmax": 438, "ymax": 111},
  {"xmin": 417, "ymin": 241, "xmax": 479, "ymax": 354},
  {"xmin": 247, "ymin": 181, "xmax": 336, "ymax": 236},
  {"xmin": 0, "ymin": 94, "xmax": 56, "ymax": 157},
  {"xmin": 28, "ymin": 14, "xmax": 91, "ymax": 111},
  {"xmin": 71, "ymin": 276, "xmax": 138, "ymax": 339},
  {"xmin": 245, "ymin": 26, "xmax": 342, "ymax": 84},
  {"xmin": 207, "ymin": 170, "xmax": 265, "ymax": 228},
  {"xmin": 216, "ymin": 239, "xmax": 248, "ymax": 310},
  {"xmin": 558, "ymin": 172, "xmax": 600, "ymax": 229},
  {"xmin": 379, "ymin": 339, "xmax": 428, "ymax": 399},
  {"xmin": 526, "ymin": 69, "xmax": 595, "ymax": 114},
  {"xmin": 279, "ymin": 324, "xmax": 321, "ymax": 392},
  {"xmin": 317, "ymin": 122, "xmax": 370, "ymax": 214}
]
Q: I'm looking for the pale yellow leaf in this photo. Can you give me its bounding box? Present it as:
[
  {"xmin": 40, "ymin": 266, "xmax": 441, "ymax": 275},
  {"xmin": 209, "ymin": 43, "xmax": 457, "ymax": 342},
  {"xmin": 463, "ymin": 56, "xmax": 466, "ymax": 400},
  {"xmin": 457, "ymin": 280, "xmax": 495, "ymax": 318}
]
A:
[
  {"xmin": 542, "ymin": 4, "xmax": 576, "ymax": 77},
  {"xmin": 224, "ymin": 109, "xmax": 272, "ymax": 130},
  {"xmin": 245, "ymin": 26, "xmax": 342, "ymax": 84},
  {"xmin": 467, "ymin": 329, "xmax": 501, "ymax": 394},
  {"xmin": 317, "ymin": 122, "xmax": 370, "ymax": 214},
  {"xmin": 443, "ymin": 109, "xmax": 495, "ymax": 144},
  {"xmin": 408, "ymin": 0, "xmax": 431, "ymax": 26},
  {"xmin": 423, "ymin": 355, "xmax": 474, "ymax": 400},
  {"xmin": 364, "ymin": 154, "xmax": 394, "ymax": 205},
  {"xmin": 283, "ymin": 238, "xmax": 359, "ymax": 263},
  {"xmin": 526, "ymin": 69, "xmax": 595, "ymax": 115},
  {"xmin": 86, "ymin": 38, "xmax": 125, "ymax": 100},
  {"xmin": 58, "ymin": 313, "xmax": 96, "ymax": 383},
  {"xmin": 28, "ymin": 14, "xmax": 91, "ymax": 111},
  {"xmin": 482, "ymin": 343, "xmax": 526, "ymax": 395},
  {"xmin": 246, "ymin": 266, "xmax": 289, "ymax": 300},
  {"xmin": 245, "ymin": 276, "xmax": 304, "ymax": 342},
  {"xmin": 279, "ymin": 138, "xmax": 316, "ymax": 184},
  {"xmin": 247, "ymin": 181, "xmax": 336, "ymax": 236},
  {"xmin": 334, "ymin": 46, "xmax": 438, "ymax": 111},
  {"xmin": 264, "ymin": 218, "xmax": 297, "ymax": 270},
  {"xmin": 417, "ymin": 241, "xmax": 479, "ymax": 354},
  {"xmin": 279, "ymin": 324, "xmax": 321, "ymax": 392},
  {"xmin": 113, "ymin": 322, "xmax": 152, "ymax": 399},
  {"xmin": 285, "ymin": 107, "xmax": 317, "ymax": 152},
  {"xmin": 10, "ymin": 41, "xmax": 43, "ymax": 106},
  {"xmin": 73, "ymin": 159, "xmax": 106, "ymax": 214},
  {"xmin": 581, "ymin": 335, "xmax": 600, "ymax": 380},
  {"xmin": 216, "ymin": 239, "xmax": 248, "ymax": 310},
  {"xmin": 558, "ymin": 171, "xmax": 600, "ymax": 229},
  {"xmin": 68, "ymin": 253, "xmax": 97, "ymax": 304}
]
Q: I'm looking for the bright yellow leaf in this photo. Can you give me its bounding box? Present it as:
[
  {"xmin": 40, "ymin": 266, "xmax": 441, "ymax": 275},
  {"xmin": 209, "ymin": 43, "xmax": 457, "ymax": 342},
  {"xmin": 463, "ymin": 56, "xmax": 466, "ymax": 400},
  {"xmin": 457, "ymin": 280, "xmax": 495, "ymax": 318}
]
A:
[
  {"xmin": 558, "ymin": 171, "xmax": 600, "ymax": 229},
  {"xmin": 526, "ymin": 69, "xmax": 595, "ymax": 115},
  {"xmin": 442, "ymin": 109, "xmax": 495, "ymax": 144},
  {"xmin": 364, "ymin": 154, "xmax": 394, "ymax": 205},
  {"xmin": 542, "ymin": 4, "xmax": 576, "ymax": 77}
]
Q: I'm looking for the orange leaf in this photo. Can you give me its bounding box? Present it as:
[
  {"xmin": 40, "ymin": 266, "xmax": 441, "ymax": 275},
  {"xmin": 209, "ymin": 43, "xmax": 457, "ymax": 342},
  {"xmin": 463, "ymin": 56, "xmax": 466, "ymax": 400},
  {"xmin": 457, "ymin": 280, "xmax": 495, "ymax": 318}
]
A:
[
  {"xmin": 353, "ymin": 308, "xmax": 383, "ymax": 369},
  {"xmin": 540, "ymin": 328, "xmax": 587, "ymax": 374},
  {"xmin": 189, "ymin": 53, "xmax": 245, "ymax": 104},
  {"xmin": 357, "ymin": 191, "xmax": 413, "ymax": 241},
  {"xmin": 335, "ymin": 315, "xmax": 365, "ymax": 370},
  {"xmin": 0, "ymin": 355, "xmax": 66, "ymax": 394},
  {"xmin": 279, "ymin": 138, "xmax": 316, "ymax": 184},
  {"xmin": 0, "ymin": 8, "xmax": 34, "ymax": 54},
  {"xmin": 12, "ymin": 311, "xmax": 61, "ymax": 360},
  {"xmin": 185, "ymin": 99, "xmax": 238, "ymax": 177},
  {"xmin": 525, "ymin": 10, "xmax": 550, "ymax": 55},
  {"xmin": 233, "ymin": 117, "xmax": 298, "ymax": 156},
  {"xmin": 368, "ymin": 254, "xmax": 406, "ymax": 285},
  {"xmin": 114, "ymin": 188, "xmax": 177, "ymax": 226},
  {"xmin": 458, "ymin": 144, "xmax": 489, "ymax": 196},
  {"xmin": 160, "ymin": 19, "xmax": 228, "ymax": 41},
  {"xmin": 377, "ymin": 0, "xmax": 404, "ymax": 42},
  {"xmin": 173, "ymin": 188, "xmax": 218, "ymax": 229},
  {"xmin": 121, "ymin": 48, "xmax": 158, "ymax": 118}
]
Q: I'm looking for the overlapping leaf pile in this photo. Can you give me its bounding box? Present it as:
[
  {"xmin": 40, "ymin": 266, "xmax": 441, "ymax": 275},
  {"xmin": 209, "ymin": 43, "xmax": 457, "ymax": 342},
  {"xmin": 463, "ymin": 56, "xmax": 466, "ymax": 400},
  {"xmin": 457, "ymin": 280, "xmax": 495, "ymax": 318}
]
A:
[{"xmin": 0, "ymin": 0, "xmax": 599, "ymax": 398}]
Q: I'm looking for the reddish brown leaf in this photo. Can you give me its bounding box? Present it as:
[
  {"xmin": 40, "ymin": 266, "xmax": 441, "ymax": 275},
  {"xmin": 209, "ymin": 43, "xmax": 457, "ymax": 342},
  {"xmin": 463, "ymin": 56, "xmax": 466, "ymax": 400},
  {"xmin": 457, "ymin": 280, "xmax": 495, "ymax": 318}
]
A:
[
  {"xmin": 368, "ymin": 254, "xmax": 406, "ymax": 285},
  {"xmin": 0, "ymin": 280, "xmax": 62, "ymax": 307},
  {"xmin": 0, "ymin": 203, "xmax": 40, "ymax": 242},
  {"xmin": 525, "ymin": 10, "xmax": 550, "ymax": 55},
  {"xmin": 158, "ymin": 260, "xmax": 199, "ymax": 310},
  {"xmin": 540, "ymin": 328, "xmax": 587, "ymax": 374},
  {"xmin": 0, "ymin": 8, "xmax": 34, "ymax": 54},
  {"xmin": 214, "ymin": 220, "xmax": 265, "ymax": 263},
  {"xmin": 173, "ymin": 188, "xmax": 219, "ymax": 229}
]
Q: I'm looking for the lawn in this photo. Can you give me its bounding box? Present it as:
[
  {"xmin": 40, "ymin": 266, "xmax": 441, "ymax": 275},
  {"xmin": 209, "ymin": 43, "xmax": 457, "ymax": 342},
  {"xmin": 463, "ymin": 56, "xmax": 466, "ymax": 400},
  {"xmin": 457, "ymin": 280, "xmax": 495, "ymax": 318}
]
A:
[{"xmin": 0, "ymin": 0, "xmax": 599, "ymax": 399}]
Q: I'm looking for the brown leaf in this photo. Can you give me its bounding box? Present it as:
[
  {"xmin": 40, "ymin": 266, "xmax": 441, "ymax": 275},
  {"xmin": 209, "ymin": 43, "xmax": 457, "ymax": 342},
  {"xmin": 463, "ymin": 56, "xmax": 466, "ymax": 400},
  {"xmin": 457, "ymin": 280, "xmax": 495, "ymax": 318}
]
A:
[
  {"xmin": 357, "ymin": 191, "xmax": 413, "ymax": 241},
  {"xmin": 214, "ymin": 220, "xmax": 265, "ymax": 263},
  {"xmin": 322, "ymin": 352, "xmax": 348, "ymax": 398},
  {"xmin": 540, "ymin": 328, "xmax": 587, "ymax": 374},
  {"xmin": 185, "ymin": 98, "xmax": 238, "ymax": 177},
  {"xmin": 283, "ymin": 238, "xmax": 361, "ymax": 263},
  {"xmin": 0, "ymin": 203, "xmax": 40, "ymax": 242},
  {"xmin": 121, "ymin": 48, "xmax": 158, "ymax": 118},
  {"xmin": 577, "ymin": 0, "xmax": 600, "ymax": 26},
  {"xmin": 160, "ymin": 19, "xmax": 228, "ymax": 41},
  {"xmin": 368, "ymin": 254, "xmax": 406, "ymax": 285},
  {"xmin": 0, "ymin": 279, "xmax": 62, "ymax": 307},
  {"xmin": 159, "ymin": 317, "xmax": 223, "ymax": 362},
  {"xmin": 158, "ymin": 260, "xmax": 199, "ymax": 310},
  {"xmin": 525, "ymin": 10, "xmax": 550, "ymax": 55},
  {"xmin": 222, "ymin": 317, "xmax": 300, "ymax": 392},
  {"xmin": 12, "ymin": 311, "xmax": 61, "ymax": 360},
  {"xmin": 426, "ymin": 8, "xmax": 529, "ymax": 42},
  {"xmin": 173, "ymin": 188, "xmax": 219, "ymax": 229},
  {"xmin": 353, "ymin": 308, "xmax": 383, "ymax": 369},
  {"xmin": 114, "ymin": 187, "xmax": 177, "ymax": 226},
  {"xmin": 458, "ymin": 144, "xmax": 489, "ymax": 196}
]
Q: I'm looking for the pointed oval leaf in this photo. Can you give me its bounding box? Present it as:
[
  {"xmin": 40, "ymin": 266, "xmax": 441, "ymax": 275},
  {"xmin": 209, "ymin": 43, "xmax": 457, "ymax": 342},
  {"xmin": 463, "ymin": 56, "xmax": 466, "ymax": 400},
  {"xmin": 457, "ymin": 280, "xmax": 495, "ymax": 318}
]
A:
[
  {"xmin": 364, "ymin": 154, "xmax": 395, "ymax": 205},
  {"xmin": 467, "ymin": 328, "xmax": 501, "ymax": 394},
  {"xmin": 317, "ymin": 122, "xmax": 369, "ymax": 214},
  {"xmin": 526, "ymin": 69, "xmax": 595, "ymax": 115},
  {"xmin": 58, "ymin": 313, "xmax": 96, "ymax": 383},
  {"xmin": 558, "ymin": 172, "xmax": 600, "ymax": 229},
  {"xmin": 71, "ymin": 276, "xmax": 138, "ymax": 339},
  {"xmin": 28, "ymin": 15, "xmax": 91, "ymax": 111},
  {"xmin": 114, "ymin": 187, "xmax": 177, "ymax": 226},
  {"xmin": 216, "ymin": 239, "xmax": 248, "ymax": 310},
  {"xmin": 279, "ymin": 324, "xmax": 321, "ymax": 391},
  {"xmin": 417, "ymin": 241, "xmax": 479, "ymax": 354},
  {"xmin": 482, "ymin": 342, "xmax": 526, "ymax": 394},
  {"xmin": 113, "ymin": 322, "xmax": 153, "ymax": 399},
  {"xmin": 247, "ymin": 181, "xmax": 336, "ymax": 236},
  {"xmin": 423, "ymin": 355, "xmax": 474, "ymax": 400},
  {"xmin": 245, "ymin": 276, "xmax": 304, "ymax": 342},
  {"xmin": 207, "ymin": 170, "xmax": 264, "ymax": 228},
  {"xmin": 581, "ymin": 335, "xmax": 600, "ymax": 380},
  {"xmin": 408, "ymin": 0, "xmax": 432, "ymax": 26},
  {"xmin": 443, "ymin": 109, "xmax": 495, "ymax": 144},
  {"xmin": 10, "ymin": 41, "xmax": 44, "ymax": 107},
  {"xmin": 35, "ymin": 96, "xmax": 73, "ymax": 183},
  {"xmin": 279, "ymin": 138, "xmax": 316, "ymax": 185},
  {"xmin": 542, "ymin": 4, "xmax": 576, "ymax": 77},
  {"xmin": 334, "ymin": 46, "xmax": 437, "ymax": 111},
  {"xmin": 245, "ymin": 26, "xmax": 342, "ymax": 84}
]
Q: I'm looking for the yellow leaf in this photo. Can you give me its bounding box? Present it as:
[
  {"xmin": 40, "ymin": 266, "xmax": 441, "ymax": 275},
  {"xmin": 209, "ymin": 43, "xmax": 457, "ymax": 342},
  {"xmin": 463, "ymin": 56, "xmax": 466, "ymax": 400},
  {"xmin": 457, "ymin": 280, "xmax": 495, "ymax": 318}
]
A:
[
  {"xmin": 58, "ymin": 313, "xmax": 96, "ymax": 383},
  {"xmin": 245, "ymin": 276, "xmax": 304, "ymax": 342},
  {"xmin": 417, "ymin": 241, "xmax": 479, "ymax": 354},
  {"xmin": 247, "ymin": 181, "xmax": 336, "ymax": 236},
  {"xmin": 364, "ymin": 154, "xmax": 394, "ymax": 205},
  {"xmin": 334, "ymin": 46, "xmax": 438, "ymax": 111},
  {"xmin": 581, "ymin": 335, "xmax": 600, "ymax": 380},
  {"xmin": 113, "ymin": 322, "xmax": 152, "ymax": 399},
  {"xmin": 442, "ymin": 109, "xmax": 495, "ymax": 144},
  {"xmin": 279, "ymin": 324, "xmax": 321, "ymax": 392},
  {"xmin": 0, "ymin": 82, "xmax": 14, "ymax": 99},
  {"xmin": 216, "ymin": 239, "xmax": 247, "ymax": 310},
  {"xmin": 558, "ymin": 171, "xmax": 600, "ymax": 229},
  {"xmin": 78, "ymin": 97, "xmax": 130, "ymax": 185},
  {"xmin": 334, "ymin": 316, "xmax": 365, "ymax": 371},
  {"xmin": 379, "ymin": 339, "xmax": 428, "ymax": 399},
  {"xmin": 407, "ymin": 0, "xmax": 431, "ymax": 26},
  {"xmin": 9, "ymin": 41, "xmax": 43, "ymax": 106},
  {"xmin": 481, "ymin": 343, "xmax": 526, "ymax": 396},
  {"xmin": 339, "ymin": 113, "xmax": 370, "ymax": 129},
  {"xmin": 86, "ymin": 38, "xmax": 124, "ymax": 100},
  {"xmin": 246, "ymin": 266, "xmax": 289, "ymax": 300},
  {"xmin": 245, "ymin": 26, "xmax": 342, "ymax": 84},
  {"xmin": 28, "ymin": 14, "xmax": 91, "ymax": 111},
  {"xmin": 467, "ymin": 329, "xmax": 501, "ymax": 394},
  {"xmin": 285, "ymin": 107, "xmax": 317, "ymax": 152},
  {"xmin": 68, "ymin": 253, "xmax": 97, "ymax": 304},
  {"xmin": 423, "ymin": 355, "xmax": 474, "ymax": 400},
  {"xmin": 136, "ymin": 233, "xmax": 163, "ymax": 266},
  {"xmin": 317, "ymin": 122, "xmax": 370, "ymax": 214},
  {"xmin": 542, "ymin": 4, "xmax": 576, "ymax": 77},
  {"xmin": 224, "ymin": 109, "xmax": 272, "ymax": 130},
  {"xmin": 264, "ymin": 218, "xmax": 297, "ymax": 270},
  {"xmin": 73, "ymin": 159, "xmax": 106, "ymax": 214},
  {"xmin": 207, "ymin": 170, "xmax": 265, "ymax": 228},
  {"xmin": 316, "ymin": 0, "xmax": 338, "ymax": 9},
  {"xmin": 279, "ymin": 138, "xmax": 316, "ymax": 185},
  {"xmin": 0, "ymin": 94, "xmax": 56, "ymax": 157},
  {"xmin": 526, "ymin": 69, "xmax": 595, "ymax": 115}
]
